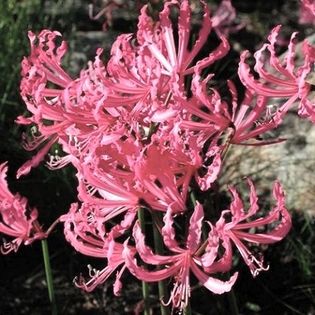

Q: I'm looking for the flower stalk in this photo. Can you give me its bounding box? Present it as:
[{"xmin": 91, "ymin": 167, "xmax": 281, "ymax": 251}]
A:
[
  {"xmin": 138, "ymin": 208, "xmax": 151, "ymax": 315},
  {"xmin": 152, "ymin": 215, "xmax": 171, "ymax": 315},
  {"xmin": 227, "ymin": 288, "xmax": 239, "ymax": 315},
  {"xmin": 41, "ymin": 238, "xmax": 57, "ymax": 315},
  {"xmin": 184, "ymin": 301, "xmax": 192, "ymax": 315}
]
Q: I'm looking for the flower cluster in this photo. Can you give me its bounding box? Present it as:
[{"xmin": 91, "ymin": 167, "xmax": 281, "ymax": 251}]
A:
[{"xmin": 2, "ymin": 0, "xmax": 314, "ymax": 312}]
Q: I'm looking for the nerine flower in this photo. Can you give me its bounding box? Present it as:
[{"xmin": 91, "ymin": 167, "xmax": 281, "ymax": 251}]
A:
[
  {"xmin": 18, "ymin": 31, "xmax": 115, "ymax": 176},
  {"xmin": 61, "ymin": 202, "xmax": 136, "ymax": 294},
  {"xmin": 179, "ymin": 65, "xmax": 285, "ymax": 147},
  {"xmin": 75, "ymin": 132, "xmax": 202, "ymax": 217},
  {"xmin": 0, "ymin": 162, "xmax": 45, "ymax": 254},
  {"xmin": 17, "ymin": 0, "xmax": 232, "ymax": 180},
  {"xmin": 94, "ymin": 0, "xmax": 231, "ymax": 128},
  {"xmin": 137, "ymin": 0, "xmax": 229, "ymax": 87},
  {"xmin": 18, "ymin": 30, "xmax": 78, "ymax": 176},
  {"xmin": 123, "ymin": 203, "xmax": 238, "ymax": 311},
  {"xmin": 216, "ymin": 180, "xmax": 291, "ymax": 277},
  {"xmin": 238, "ymin": 25, "xmax": 315, "ymax": 123}
]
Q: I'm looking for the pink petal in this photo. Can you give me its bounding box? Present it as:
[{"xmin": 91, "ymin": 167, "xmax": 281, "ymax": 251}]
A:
[
  {"xmin": 162, "ymin": 206, "xmax": 181, "ymax": 251},
  {"xmin": 191, "ymin": 261, "xmax": 238, "ymax": 294},
  {"xmin": 187, "ymin": 202, "xmax": 204, "ymax": 252},
  {"xmin": 204, "ymin": 235, "xmax": 233, "ymax": 273},
  {"xmin": 16, "ymin": 136, "xmax": 57, "ymax": 178},
  {"xmin": 196, "ymin": 153, "xmax": 222, "ymax": 191},
  {"xmin": 0, "ymin": 163, "xmax": 14, "ymax": 200},
  {"xmin": 123, "ymin": 240, "xmax": 181, "ymax": 282},
  {"xmin": 133, "ymin": 221, "xmax": 176, "ymax": 265}
]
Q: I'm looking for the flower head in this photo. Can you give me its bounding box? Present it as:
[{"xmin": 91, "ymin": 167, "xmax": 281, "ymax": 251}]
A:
[
  {"xmin": 123, "ymin": 203, "xmax": 238, "ymax": 311},
  {"xmin": 0, "ymin": 162, "xmax": 45, "ymax": 254},
  {"xmin": 238, "ymin": 25, "xmax": 315, "ymax": 123},
  {"xmin": 216, "ymin": 179, "xmax": 291, "ymax": 277},
  {"xmin": 138, "ymin": 0, "xmax": 229, "ymax": 86},
  {"xmin": 60, "ymin": 202, "xmax": 135, "ymax": 294}
]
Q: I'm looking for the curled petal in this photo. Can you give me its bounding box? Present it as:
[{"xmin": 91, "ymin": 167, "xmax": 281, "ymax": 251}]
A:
[
  {"xmin": 216, "ymin": 179, "xmax": 291, "ymax": 276},
  {"xmin": 123, "ymin": 240, "xmax": 181, "ymax": 282},
  {"xmin": 200, "ymin": 226, "xmax": 219, "ymax": 268},
  {"xmin": 196, "ymin": 153, "xmax": 222, "ymax": 191},
  {"xmin": 162, "ymin": 206, "xmax": 181, "ymax": 251},
  {"xmin": 17, "ymin": 136, "xmax": 57, "ymax": 178},
  {"xmin": 204, "ymin": 234, "xmax": 233, "ymax": 273},
  {"xmin": 187, "ymin": 202, "xmax": 204, "ymax": 252},
  {"xmin": 0, "ymin": 163, "xmax": 14, "ymax": 200},
  {"xmin": 191, "ymin": 262, "xmax": 238, "ymax": 294},
  {"xmin": 133, "ymin": 221, "xmax": 176, "ymax": 265}
]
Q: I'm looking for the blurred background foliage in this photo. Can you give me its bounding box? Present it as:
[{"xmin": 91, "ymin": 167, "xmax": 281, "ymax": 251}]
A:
[{"xmin": 0, "ymin": 0, "xmax": 314, "ymax": 314}]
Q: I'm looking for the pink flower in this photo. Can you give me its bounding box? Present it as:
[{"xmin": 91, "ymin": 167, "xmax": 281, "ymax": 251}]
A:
[
  {"xmin": 75, "ymin": 133, "xmax": 200, "ymax": 216},
  {"xmin": 216, "ymin": 179, "xmax": 291, "ymax": 277},
  {"xmin": 131, "ymin": 140, "xmax": 191, "ymax": 212},
  {"xmin": 19, "ymin": 30, "xmax": 72, "ymax": 131},
  {"xmin": 98, "ymin": 0, "xmax": 236, "ymax": 129},
  {"xmin": 238, "ymin": 25, "xmax": 315, "ymax": 123},
  {"xmin": 0, "ymin": 163, "xmax": 45, "ymax": 254},
  {"xmin": 18, "ymin": 30, "xmax": 73, "ymax": 176},
  {"xmin": 61, "ymin": 202, "xmax": 135, "ymax": 294},
  {"xmin": 18, "ymin": 31, "xmax": 113, "ymax": 175},
  {"xmin": 138, "ymin": 0, "xmax": 229, "ymax": 87},
  {"xmin": 18, "ymin": 30, "xmax": 72, "ymax": 176},
  {"xmin": 17, "ymin": 0, "xmax": 231, "ymax": 181},
  {"xmin": 103, "ymin": 34, "xmax": 170, "ymax": 124},
  {"xmin": 179, "ymin": 66, "xmax": 286, "ymax": 146},
  {"xmin": 123, "ymin": 203, "xmax": 238, "ymax": 311}
]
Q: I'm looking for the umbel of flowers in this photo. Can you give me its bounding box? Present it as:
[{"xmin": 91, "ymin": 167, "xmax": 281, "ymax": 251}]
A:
[{"xmin": 1, "ymin": 0, "xmax": 314, "ymax": 312}]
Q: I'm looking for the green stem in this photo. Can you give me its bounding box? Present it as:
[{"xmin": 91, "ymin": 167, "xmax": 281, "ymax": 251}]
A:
[
  {"xmin": 190, "ymin": 189, "xmax": 197, "ymax": 207},
  {"xmin": 152, "ymin": 218, "xmax": 170, "ymax": 315},
  {"xmin": 184, "ymin": 299, "xmax": 192, "ymax": 315},
  {"xmin": 227, "ymin": 288, "xmax": 239, "ymax": 315},
  {"xmin": 184, "ymin": 191, "xmax": 197, "ymax": 315},
  {"xmin": 138, "ymin": 208, "xmax": 150, "ymax": 315},
  {"xmin": 41, "ymin": 239, "xmax": 57, "ymax": 315}
]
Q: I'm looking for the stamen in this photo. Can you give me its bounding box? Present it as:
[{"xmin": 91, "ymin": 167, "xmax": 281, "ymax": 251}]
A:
[
  {"xmin": 0, "ymin": 240, "xmax": 18, "ymax": 254},
  {"xmin": 88, "ymin": 264, "xmax": 100, "ymax": 279},
  {"xmin": 254, "ymin": 104, "xmax": 278, "ymax": 126},
  {"xmin": 22, "ymin": 131, "xmax": 46, "ymax": 151},
  {"xmin": 47, "ymin": 154, "xmax": 72, "ymax": 170},
  {"xmin": 248, "ymin": 253, "xmax": 270, "ymax": 277}
]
